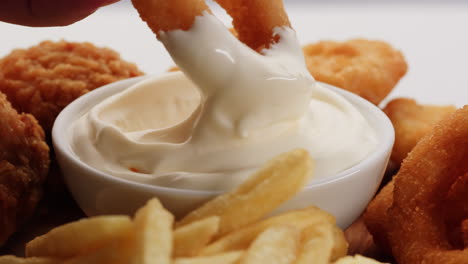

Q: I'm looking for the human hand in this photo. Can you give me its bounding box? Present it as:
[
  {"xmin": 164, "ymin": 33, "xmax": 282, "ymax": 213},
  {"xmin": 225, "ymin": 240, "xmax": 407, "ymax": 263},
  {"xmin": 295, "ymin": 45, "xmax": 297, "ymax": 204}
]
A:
[{"xmin": 0, "ymin": 0, "xmax": 119, "ymax": 27}]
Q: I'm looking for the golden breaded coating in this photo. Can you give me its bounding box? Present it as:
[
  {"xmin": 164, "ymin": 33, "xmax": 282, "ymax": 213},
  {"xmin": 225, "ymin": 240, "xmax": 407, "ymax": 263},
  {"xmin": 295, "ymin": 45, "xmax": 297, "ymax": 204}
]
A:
[
  {"xmin": 443, "ymin": 173, "xmax": 468, "ymax": 249},
  {"xmin": 0, "ymin": 92, "xmax": 50, "ymax": 246},
  {"xmin": 131, "ymin": 0, "xmax": 209, "ymax": 34},
  {"xmin": 383, "ymin": 98, "xmax": 456, "ymax": 165},
  {"xmin": 213, "ymin": 0, "xmax": 290, "ymax": 51},
  {"xmin": 365, "ymin": 103, "xmax": 462, "ymax": 256},
  {"xmin": 0, "ymin": 40, "xmax": 144, "ymax": 132},
  {"xmin": 303, "ymin": 39, "xmax": 407, "ymax": 105},
  {"xmin": 363, "ymin": 180, "xmax": 394, "ymax": 254},
  {"xmin": 387, "ymin": 106, "xmax": 468, "ymax": 264}
]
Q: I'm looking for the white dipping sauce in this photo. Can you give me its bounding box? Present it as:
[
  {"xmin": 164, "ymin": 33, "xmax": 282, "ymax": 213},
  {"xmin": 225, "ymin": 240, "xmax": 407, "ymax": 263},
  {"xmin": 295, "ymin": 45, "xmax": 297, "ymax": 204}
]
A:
[{"xmin": 71, "ymin": 12, "xmax": 377, "ymax": 191}]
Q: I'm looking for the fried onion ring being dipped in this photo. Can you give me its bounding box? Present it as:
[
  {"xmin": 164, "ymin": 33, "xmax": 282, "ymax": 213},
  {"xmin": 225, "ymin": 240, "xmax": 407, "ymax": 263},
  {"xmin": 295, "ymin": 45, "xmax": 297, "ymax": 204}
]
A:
[
  {"xmin": 131, "ymin": 0, "xmax": 290, "ymax": 51},
  {"xmin": 387, "ymin": 106, "xmax": 468, "ymax": 264},
  {"xmin": 131, "ymin": 0, "xmax": 319, "ymax": 139}
]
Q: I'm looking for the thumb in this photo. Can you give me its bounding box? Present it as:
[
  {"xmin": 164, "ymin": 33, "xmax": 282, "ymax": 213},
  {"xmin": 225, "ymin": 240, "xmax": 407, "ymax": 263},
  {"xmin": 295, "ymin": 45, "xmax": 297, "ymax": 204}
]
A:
[{"xmin": 0, "ymin": 0, "xmax": 119, "ymax": 27}]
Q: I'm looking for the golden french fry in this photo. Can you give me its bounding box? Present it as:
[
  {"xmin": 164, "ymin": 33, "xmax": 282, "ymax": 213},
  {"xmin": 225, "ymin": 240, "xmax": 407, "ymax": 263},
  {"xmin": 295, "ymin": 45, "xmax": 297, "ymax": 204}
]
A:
[
  {"xmin": 294, "ymin": 222, "xmax": 335, "ymax": 264},
  {"xmin": 3, "ymin": 150, "xmax": 358, "ymax": 264},
  {"xmin": 200, "ymin": 206, "xmax": 334, "ymax": 256},
  {"xmin": 333, "ymin": 255, "xmax": 386, "ymax": 264},
  {"xmin": 26, "ymin": 216, "xmax": 132, "ymax": 258},
  {"xmin": 331, "ymin": 226, "xmax": 348, "ymax": 261},
  {"xmin": 239, "ymin": 225, "xmax": 299, "ymax": 264},
  {"xmin": 0, "ymin": 256, "xmax": 61, "ymax": 264},
  {"xmin": 177, "ymin": 149, "xmax": 314, "ymax": 237},
  {"xmin": 131, "ymin": 198, "xmax": 174, "ymax": 264},
  {"xmin": 173, "ymin": 251, "xmax": 244, "ymax": 264},
  {"xmin": 64, "ymin": 238, "xmax": 133, "ymax": 264},
  {"xmin": 174, "ymin": 216, "xmax": 220, "ymax": 257}
]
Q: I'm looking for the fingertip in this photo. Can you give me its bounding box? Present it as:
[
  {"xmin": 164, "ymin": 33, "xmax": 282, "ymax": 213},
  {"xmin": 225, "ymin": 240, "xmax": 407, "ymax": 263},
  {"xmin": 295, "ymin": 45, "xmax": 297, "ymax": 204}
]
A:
[{"xmin": 28, "ymin": 0, "xmax": 120, "ymax": 26}]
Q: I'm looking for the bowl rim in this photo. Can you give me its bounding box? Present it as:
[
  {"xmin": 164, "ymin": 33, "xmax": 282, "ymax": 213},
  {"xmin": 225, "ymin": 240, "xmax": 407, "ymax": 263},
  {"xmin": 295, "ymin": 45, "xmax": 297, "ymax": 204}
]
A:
[{"xmin": 52, "ymin": 73, "xmax": 394, "ymax": 195}]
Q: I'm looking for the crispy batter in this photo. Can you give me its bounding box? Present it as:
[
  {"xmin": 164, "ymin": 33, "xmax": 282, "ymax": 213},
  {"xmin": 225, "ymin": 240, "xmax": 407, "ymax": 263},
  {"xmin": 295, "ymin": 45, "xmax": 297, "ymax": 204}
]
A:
[
  {"xmin": 0, "ymin": 92, "xmax": 50, "ymax": 246},
  {"xmin": 365, "ymin": 99, "xmax": 458, "ymax": 254},
  {"xmin": 364, "ymin": 107, "xmax": 468, "ymax": 262},
  {"xmin": 387, "ymin": 106, "xmax": 468, "ymax": 264},
  {"xmin": 383, "ymin": 98, "xmax": 456, "ymax": 165},
  {"xmin": 443, "ymin": 173, "xmax": 468, "ymax": 249},
  {"xmin": 363, "ymin": 180, "xmax": 394, "ymax": 254},
  {"xmin": 131, "ymin": 0, "xmax": 209, "ymax": 34},
  {"xmin": 303, "ymin": 39, "xmax": 407, "ymax": 105},
  {"xmin": 212, "ymin": 0, "xmax": 290, "ymax": 51},
  {"xmin": 0, "ymin": 40, "xmax": 143, "ymax": 132}
]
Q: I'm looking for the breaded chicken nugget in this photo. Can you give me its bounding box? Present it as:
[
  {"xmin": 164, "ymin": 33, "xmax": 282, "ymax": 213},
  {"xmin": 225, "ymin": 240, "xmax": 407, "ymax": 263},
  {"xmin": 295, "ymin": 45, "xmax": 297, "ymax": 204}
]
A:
[
  {"xmin": 383, "ymin": 98, "xmax": 456, "ymax": 165},
  {"xmin": 0, "ymin": 40, "xmax": 144, "ymax": 132},
  {"xmin": 303, "ymin": 39, "xmax": 407, "ymax": 105},
  {"xmin": 0, "ymin": 92, "xmax": 50, "ymax": 246}
]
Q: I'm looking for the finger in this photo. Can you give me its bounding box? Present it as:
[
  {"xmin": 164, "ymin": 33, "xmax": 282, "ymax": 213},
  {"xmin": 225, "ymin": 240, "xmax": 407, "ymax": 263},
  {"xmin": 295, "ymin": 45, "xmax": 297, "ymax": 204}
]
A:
[{"xmin": 0, "ymin": 0, "xmax": 119, "ymax": 27}]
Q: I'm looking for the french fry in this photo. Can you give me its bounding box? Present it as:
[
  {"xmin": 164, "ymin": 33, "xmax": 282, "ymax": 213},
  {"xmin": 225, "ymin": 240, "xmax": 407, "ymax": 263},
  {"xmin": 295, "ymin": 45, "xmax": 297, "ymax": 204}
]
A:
[
  {"xmin": 177, "ymin": 149, "xmax": 314, "ymax": 237},
  {"xmin": 333, "ymin": 255, "xmax": 387, "ymax": 264},
  {"xmin": 26, "ymin": 216, "xmax": 132, "ymax": 258},
  {"xmin": 200, "ymin": 206, "xmax": 334, "ymax": 256},
  {"xmin": 331, "ymin": 226, "xmax": 348, "ymax": 261},
  {"xmin": 131, "ymin": 198, "xmax": 174, "ymax": 264},
  {"xmin": 173, "ymin": 216, "xmax": 220, "ymax": 257},
  {"xmin": 173, "ymin": 251, "xmax": 244, "ymax": 264},
  {"xmin": 64, "ymin": 238, "xmax": 133, "ymax": 264},
  {"xmin": 0, "ymin": 256, "xmax": 61, "ymax": 264},
  {"xmin": 294, "ymin": 222, "xmax": 335, "ymax": 264},
  {"xmin": 239, "ymin": 225, "xmax": 300, "ymax": 264},
  {"xmin": 0, "ymin": 150, "xmax": 368, "ymax": 264}
]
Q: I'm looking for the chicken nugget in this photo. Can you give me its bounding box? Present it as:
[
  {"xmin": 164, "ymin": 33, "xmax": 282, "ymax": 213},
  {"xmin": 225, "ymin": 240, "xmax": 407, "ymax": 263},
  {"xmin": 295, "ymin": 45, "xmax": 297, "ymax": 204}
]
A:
[
  {"xmin": 303, "ymin": 39, "xmax": 407, "ymax": 105},
  {"xmin": 383, "ymin": 98, "xmax": 456, "ymax": 165},
  {"xmin": 0, "ymin": 92, "xmax": 50, "ymax": 246},
  {"xmin": 0, "ymin": 40, "xmax": 144, "ymax": 132}
]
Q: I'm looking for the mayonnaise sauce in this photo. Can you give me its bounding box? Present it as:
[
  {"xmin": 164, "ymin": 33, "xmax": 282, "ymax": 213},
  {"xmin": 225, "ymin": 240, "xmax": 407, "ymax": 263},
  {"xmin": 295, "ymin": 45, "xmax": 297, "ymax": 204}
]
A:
[{"xmin": 71, "ymin": 12, "xmax": 377, "ymax": 190}]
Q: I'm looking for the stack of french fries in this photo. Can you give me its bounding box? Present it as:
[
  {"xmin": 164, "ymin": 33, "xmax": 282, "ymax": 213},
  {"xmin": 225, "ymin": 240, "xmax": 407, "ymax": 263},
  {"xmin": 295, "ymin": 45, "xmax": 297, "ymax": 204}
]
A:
[{"xmin": 0, "ymin": 150, "xmax": 385, "ymax": 264}]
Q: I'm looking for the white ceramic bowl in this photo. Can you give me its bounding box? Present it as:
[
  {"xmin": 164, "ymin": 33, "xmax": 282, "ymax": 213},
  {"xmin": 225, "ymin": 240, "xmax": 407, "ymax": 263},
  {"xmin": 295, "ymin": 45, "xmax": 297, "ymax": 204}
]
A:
[{"xmin": 53, "ymin": 75, "xmax": 394, "ymax": 228}]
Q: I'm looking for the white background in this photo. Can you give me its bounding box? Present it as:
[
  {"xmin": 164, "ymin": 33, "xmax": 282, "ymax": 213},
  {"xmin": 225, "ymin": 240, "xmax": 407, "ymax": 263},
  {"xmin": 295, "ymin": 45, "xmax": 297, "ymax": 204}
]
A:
[{"xmin": 0, "ymin": 1, "xmax": 467, "ymax": 107}]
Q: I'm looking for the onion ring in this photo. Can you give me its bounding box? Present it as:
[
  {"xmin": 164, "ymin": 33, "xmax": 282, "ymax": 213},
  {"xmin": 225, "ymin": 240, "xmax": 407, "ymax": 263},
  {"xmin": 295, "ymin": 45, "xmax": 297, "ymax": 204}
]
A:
[
  {"xmin": 131, "ymin": 0, "xmax": 291, "ymax": 51},
  {"xmin": 443, "ymin": 173, "xmax": 468, "ymax": 249},
  {"xmin": 387, "ymin": 106, "xmax": 468, "ymax": 264},
  {"xmin": 463, "ymin": 219, "xmax": 468, "ymax": 248},
  {"xmin": 362, "ymin": 180, "xmax": 394, "ymax": 254}
]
